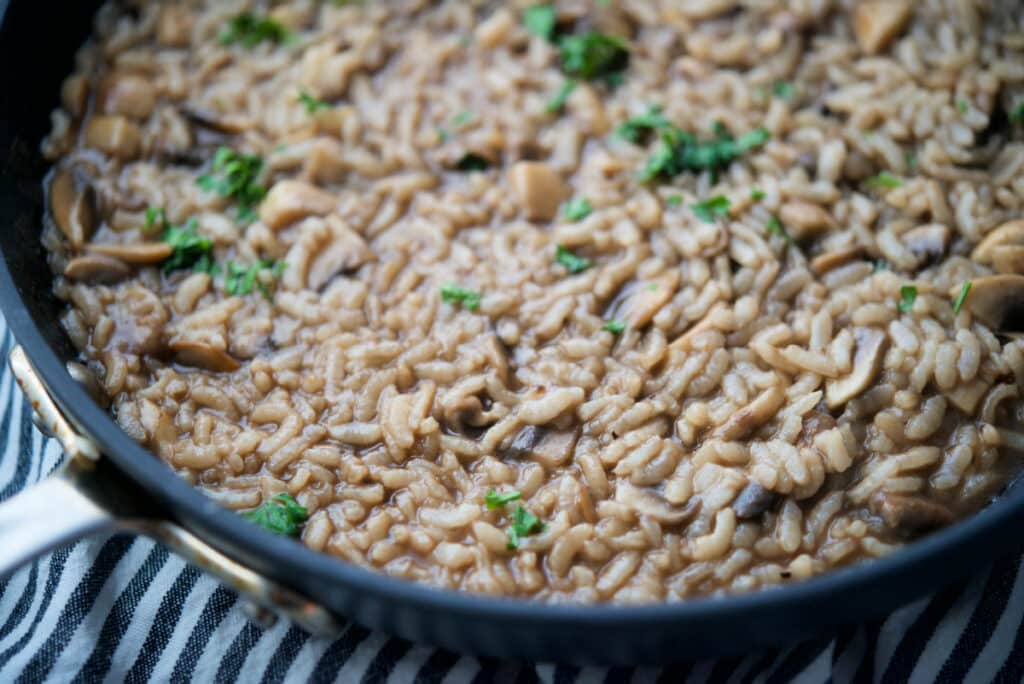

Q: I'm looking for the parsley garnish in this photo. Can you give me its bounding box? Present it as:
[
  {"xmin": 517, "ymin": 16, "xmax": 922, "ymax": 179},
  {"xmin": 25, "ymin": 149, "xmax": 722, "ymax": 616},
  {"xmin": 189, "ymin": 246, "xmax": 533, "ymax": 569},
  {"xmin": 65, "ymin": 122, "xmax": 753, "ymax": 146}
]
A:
[
  {"xmin": 639, "ymin": 124, "xmax": 770, "ymax": 182},
  {"xmin": 691, "ymin": 195, "xmax": 731, "ymax": 223},
  {"xmin": 161, "ymin": 219, "xmax": 215, "ymax": 273},
  {"xmin": 616, "ymin": 105, "xmax": 671, "ymax": 143},
  {"xmin": 545, "ymin": 79, "xmax": 577, "ymax": 114},
  {"xmin": 866, "ymin": 171, "xmax": 902, "ymax": 190},
  {"xmin": 485, "ymin": 489, "xmax": 522, "ymax": 510},
  {"xmin": 751, "ymin": 188, "xmax": 766, "ymax": 201},
  {"xmin": 602, "ymin": 319, "xmax": 626, "ymax": 334},
  {"xmin": 898, "ymin": 285, "xmax": 917, "ymax": 313},
  {"xmin": 666, "ymin": 194, "xmax": 683, "ymax": 207},
  {"xmin": 957, "ymin": 99, "xmax": 969, "ymax": 114},
  {"xmin": 506, "ymin": 505, "xmax": 546, "ymax": 550},
  {"xmin": 524, "ymin": 4, "xmax": 557, "ymax": 40},
  {"xmin": 766, "ymin": 216, "xmax": 792, "ymax": 242},
  {"xmin": 562, "ymin": 197, "xmax": 592, "ymax": 221},
  {"xmin": 297, "ymin": 90, "xmax": 328, "ymax": 114},
  {"xmin": 196, "ymin": 147, "xmax": 266, "ymax": 222},
  {"xmin": 144, "ymin": 207, "xmax": 166, "ymax": 232},
  {"xmin": 241, "ymin": 493, "xmax": 308, "ymax": 537},
  {"xmin": 440, "ymin": 283, "xmax": 482, "ymax": 310},
  {"xmin": 953, "ymin": 281, "xmax": 972, "ymax": 315},
  {"xmin": 555, "ymin": 245, "xmax": 592, "ymax": 274},
  {"xmin": 559, "ymin": 32, "xmax": 630, "ymax": 83},
  {"xmin": 772, "ymin": 81, "xmax": 794, "ymax": 100},
  {"xmin": 1011, "ymin": 103, "xmax": 1024, "ymax": 125},
  {"xmin": 451, "ymin": 111, "xmax": 475, "ymax": 128},
  {"xmin": 225, "ymin": 260, "xmax": 284, "ymax": 299},
  {"xmin": 454, "ymin": 153, "xmax": 490, "ymax": 172},
  {"xmin": 219, "ymin": 13, "xmax": 290, "ymax": 48}
]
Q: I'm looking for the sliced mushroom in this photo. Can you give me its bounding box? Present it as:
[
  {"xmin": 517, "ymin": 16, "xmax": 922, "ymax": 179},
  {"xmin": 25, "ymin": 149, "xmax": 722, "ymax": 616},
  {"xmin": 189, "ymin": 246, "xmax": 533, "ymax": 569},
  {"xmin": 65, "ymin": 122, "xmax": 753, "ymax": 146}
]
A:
[
  {"xmin": 614, "ymin": 482, "xmax": 700, "ymax": 526},
  {"xmin": 991, "ymin": 245, "xmax": 1024, "ymax": 275},
  {"xmin": 676, "ymin": 0, "xmax": 738, "ymax": 20},
  {"xmin": 810, "ymin": 246, "xmax": 865, "ymax": 275},
  {"xmin": 50, "ymin": 168, "xmax": 96, "ymax": 247},
  {"xmin": 732, "ymin": 482, "xmax": 778, "ymax": 519},
  {"xmin": 84, "ymin": 115, "xmax": 142, "ymax": 160},
  {"xmin": 182, "ymin": 106, "xmax": 255, "ymax": 134},
  {"xmin": 626, "ymin": 271, "xmax": 680, "ymax": 328},
  {"xmin": 99, "ymin": 74, "xmax": 157, "ymax": 120},
  {"xmin": 873, "ymin": 493, "xmax": 952, "ymax": 534},
  {"xmin": 798, "ymin": 410, "xmax": 837, "ymax": 448},
  {"xmin": 157, "ymin": 5, "xmax": 193, "ymax": 47},
  {"xmin": 530, "ymin": 429, "xmax": 578, "ymax": 468},
  {"xmin": 87, "ymin": 242, "xmax": 173, "ymax": 265},
  {"xmin": 954, "ymin": 274, "xmax": 1024, "ymax": 331},
  {"xmin": 60, "ymin": 74, "xmax": 89, "ymax": 118},
  {"xmin": 66, "ymin": 362, "xmax": 110, "ymax": 409},
  {"xmin": 259, "ymin": 180, "xmax": 337, "ymax": 230},
  {"xmin": 779, "ymin": 201, "xmax": 836, "ymax": 239},
  {"xmin": 825, "ymin": 327, "xmax": 887, "ymax": 408},
  {"xmin": 901, "ymin": 224, "xmax": 949, "ymax": 265},
  {"xmin": 63, "ymin": 254, "xmax": 130, "ymax": 284},
  {"xmin": 170, "ymin": 339, "xmax": 241, "ymax": 373},
  {"xmin": 502, "ymin": 425, "xmax": 545, "ymax": 459},
  {"xmin": 713, "ymin": 385, "xmax": 786, "ymax": 441},
  {"xmin": 971, "ymin": 220, "xmax": 1024, "ymax": 265},
  {"xmin": 853, "ymin": 0, "xmax": 913, "ymax": 55},
  {"xmin": 306, "ymin": 219, "xmax": 374, "ymax": 290},
  {"xmin": 509, "ymin": 161, "xmax": 570, "ymax": 222}
]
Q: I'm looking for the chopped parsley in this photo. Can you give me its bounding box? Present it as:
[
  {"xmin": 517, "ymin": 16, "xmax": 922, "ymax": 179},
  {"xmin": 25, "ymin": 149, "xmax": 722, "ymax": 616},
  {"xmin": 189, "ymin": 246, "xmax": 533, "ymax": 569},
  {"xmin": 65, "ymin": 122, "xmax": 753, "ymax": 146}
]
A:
[
  {"xmin": 751, "ymin": 188, "xmax": 766, "ymax": 201},
  {"xmin": 297, "ymin": 90, "xmax": 328, "ymax": 114},
  {"xmin": 454, "ymin": 153, "xmax": 490, "ymax": 172},
  {"xmin": 241, "ymin": 493, "xmax": 308, "ymax": 537},
  {"xmin": 559, "ymin": 32, "xmax": 630, "ymax": 83},
  {"xmin": 485, "ymin": 489, "xmax": 522, "ymax": 510},
  {"xmin": 144, "ymin": 207, "xmax": 166, "ymax": 232},
  {"xmin": 602, "ymin": 319, "xmax": 626, "ymax": 334},
  {"xmin": 555, "ymin": 245, "xmax": 592, "ymax": 274},
  {"xmin": 161, "ymin": 219, "xmax": 215, "ymax": 274},
  {"xmin": 545, "ymin": 79, "xmax": 577, "ymax": 114},
  {"xmin": 523, "ymin": 4, "xmax": 557, "ymax": 41},
  {"xmin": 766, "ymin": 215, "xmax": 792, "ymax": 242},
  {"xmin": 898, "ymin": 285, "xmax": 917, "ymax": 313},
  {"xmin": 953, "ymin": 281, "xmax": 972, "ymax": 315},
  {"xmin": 451, "ymin": 111, "xmax": 475, "ymax": 128},
  {"xmin": 691, "ymin": 195, "xmax": 731, "ymax": 224},
  {"xmin": 225, "ymin": 260, "xmax": 285, "ymax": 299},
  {"xmin": 616, "ymin": 104, "xmax": 672, "ymax": 143},
  {"xmin": 957, "ymin": 99, "xmax": 969, "ymax": 114},
  {"xmin": 904, "ymin": 150, "xmax": 918, "ymax": 170},
  {"xmin": 196, "ymin": 147, "xmax": 266, "ymax": 222},
  {"xmin": 506, "ymin": 505, "xmax": 546, "ymax": 550},
  {"xmin": 772, "ymin": 80, "xmax": 795, "ymax": 100},
  {"xmin": 219, "ymin": 13, "xmax": 290, "ymax": 48},
  {"xmin": 562, "ymin": 197, "xmax": 592, "ymax": 221},
  {"xmin": 639, "ymin": 124, "xmax": 770, "ymax": 182},
  {"xmin": 440, "ymin": 283, "xmax": 482, "ymax": 310},
  {"xmin": 866, "ymin": 171, "xmax": 902, "ymax": 190},
  {"xmin": 666, "ymin": 194, "xmax": 683, "ymax": 207},
  {"xmin": 1011, "ymin": 102, "xmax": 1024, "ymax": 125}
]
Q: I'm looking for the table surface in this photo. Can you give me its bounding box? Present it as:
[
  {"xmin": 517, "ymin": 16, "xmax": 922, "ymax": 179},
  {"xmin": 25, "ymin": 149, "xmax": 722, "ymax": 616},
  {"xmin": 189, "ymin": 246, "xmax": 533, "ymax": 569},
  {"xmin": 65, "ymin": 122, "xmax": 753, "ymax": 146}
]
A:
[{"xmin": 0, "ymin": 315, "xmax": 1022, "ymax": 684}]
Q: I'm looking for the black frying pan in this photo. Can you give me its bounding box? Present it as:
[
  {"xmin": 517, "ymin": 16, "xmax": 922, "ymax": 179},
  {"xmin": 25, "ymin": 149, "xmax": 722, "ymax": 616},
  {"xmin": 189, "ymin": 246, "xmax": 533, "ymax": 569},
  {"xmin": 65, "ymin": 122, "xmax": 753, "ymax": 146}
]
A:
[{"xmin": 1, "ymin": 0, "xmax": 1023, "ymax": 665}]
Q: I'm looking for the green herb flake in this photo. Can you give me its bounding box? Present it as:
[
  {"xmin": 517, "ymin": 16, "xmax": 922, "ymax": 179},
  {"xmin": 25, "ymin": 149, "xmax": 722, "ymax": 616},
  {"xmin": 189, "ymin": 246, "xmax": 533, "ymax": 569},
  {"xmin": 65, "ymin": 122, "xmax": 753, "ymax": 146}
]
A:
[
  {"xmin": 505, "ymin": 505, "xmax": 546, "ymax": 550},
  {"xmin": 866, "ymin": 171, "xmax": 902, "ymax": 190},
  {"xmin": 766, "ymin": 215, "xmax": 792, "ymax": 243},
  {"xmin": 440, "ymin": 283, "xmax": 482, "ymax": 311},
  {"xmin": 873, "ymin": 259, "xmax": 889, "ymax": 273},
  {"xmin": 957, "ymin": 99, "xmax": 969, "ymax": 115},
  {"xmin": 559, "ymin": 32, "xmax": 630, "ymax": 82},
  {"xmin": 196, "ymin": 147, "xmax": 266, "ymax": 222},
  {"xmin": 555, "ymin": 245, "xmax": 592, "ymax": 274},
  {"xmin": 751, "ymin": 188, "xmax": 766, "ymax": 201},
  {"xmin": 524, "ymin": 4, "xmax": 557, "ymax": 40},
  {"xmin": 898, "ymin": 285, "xmax": 917, "ymax": 314},
  {"xmin": 545, "ymin": 79, "xmax": 577, "ymax": 114},
  {"xmin": 297, "ymin": 90, "xmax": 328, "ymax": 114},
  {"xmin": 144, "ymin": 207, "xmax": 166, "ymax": 232},
  {"xmin": 602, "ymin": 319, "xmax": 626, "ymax": 334},
  {"xmin": 241, "ymin": 493, "xmax": 308, "ymax": 537},
  {"xmin": 485, "ymin": 489, "xmax": 522, "ymax": 510},
  {"xmin": 451, "ymin": 111, "xmax": 475, "ymax": 128},
  {"xmin": 161, "ymin": 219, "xmax": 214, "ymax": 273},
  {"xmin": 904, "ymin": 150, "xmax": 917, "ymax": 170},
  {"xmin": 616, "ymin": 104, "xmax": 671, "ymax": 143},
  {"xmin": 639, "ymin": 124, "xmax": 770, "ymax": 182},
  {"xmin": 666, "ymin": 194, "xmax": 683, "ymax": 207},
  {"xmin": 454, "ymin": 153, "xmax": 490, "ymax": 172},
  {"xmin": 225, "ymin": 259, "xmax": 283, "ymax": 299},
  {"xmin": 219, "ymin": 13, "xmax": 291, "ymax": 48},
  {"xmin": 1011, "ymin": 103, "xmax": 1024, "ymax": 126},
  {"xmin": 562, "ymin": 197, "xmax": 593, "ymax": 221},
  {"xmin": 691, "ymin": 195, "xmax": 731, "ymax": 224},
  {"xmin": 953, "ymin": 281, "xmax": 972, "ymax": 315},
  {"xmin": 772, "ymin": 80, "xmax": 795, "ymax": 100}
]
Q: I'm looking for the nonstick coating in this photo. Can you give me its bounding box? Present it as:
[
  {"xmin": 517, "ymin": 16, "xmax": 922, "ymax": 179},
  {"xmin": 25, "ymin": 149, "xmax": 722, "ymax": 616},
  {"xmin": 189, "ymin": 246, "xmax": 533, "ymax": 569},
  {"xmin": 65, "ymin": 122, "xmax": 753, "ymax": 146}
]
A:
[{"xmin": 2, "ymin": 0, "xmax": 1024, "ymax": 665}]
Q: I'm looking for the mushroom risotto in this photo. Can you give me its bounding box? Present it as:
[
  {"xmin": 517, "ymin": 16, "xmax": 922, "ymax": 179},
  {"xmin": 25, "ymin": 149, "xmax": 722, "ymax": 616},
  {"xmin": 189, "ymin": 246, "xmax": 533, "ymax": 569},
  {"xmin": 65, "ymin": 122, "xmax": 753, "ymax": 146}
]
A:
[{"xmin": 41, "ymin": 0, "xmax": 1024, "ymax": 602}]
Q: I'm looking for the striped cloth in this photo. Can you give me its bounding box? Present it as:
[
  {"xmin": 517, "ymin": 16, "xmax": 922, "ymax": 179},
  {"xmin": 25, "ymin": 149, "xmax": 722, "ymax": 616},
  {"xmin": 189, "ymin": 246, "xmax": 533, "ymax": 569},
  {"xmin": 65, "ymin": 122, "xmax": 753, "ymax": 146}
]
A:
[{"xmin": 0, "ymin": 315, "xmax": 1023, "ymax": 683}]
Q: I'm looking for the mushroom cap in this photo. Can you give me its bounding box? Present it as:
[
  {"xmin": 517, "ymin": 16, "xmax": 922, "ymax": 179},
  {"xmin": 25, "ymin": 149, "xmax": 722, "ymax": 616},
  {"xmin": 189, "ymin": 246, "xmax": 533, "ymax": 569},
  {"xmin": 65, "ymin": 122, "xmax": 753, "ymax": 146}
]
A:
[
  {"xmin": 50, "ymin": 168, "xmax": 96, "ymax": 247},
  {"xmin": 87, "ymin": 242, "xmax": 174, "ymax": 264},
  {"xmin": 971, "ymin": 220, "xmax": 1024, "ymax": 264},
  {"xmin": 63, "ymin": 254, "xmax": 130, "ymax": 283},
  {"xmin": 169, "ymin": 339, "xmax": 241, "ymax": 373},
  {"xmin": 953, "ymin": 274, "xmax": 1024, "ymax": 331}
]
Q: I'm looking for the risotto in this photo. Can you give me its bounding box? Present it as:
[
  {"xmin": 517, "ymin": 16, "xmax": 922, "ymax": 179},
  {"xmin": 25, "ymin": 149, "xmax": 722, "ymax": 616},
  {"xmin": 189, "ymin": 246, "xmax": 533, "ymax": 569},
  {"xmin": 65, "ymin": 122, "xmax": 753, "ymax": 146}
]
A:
[{"xmin": 40, "ymin": 0, "xmax": 1024, "ymax": 603}]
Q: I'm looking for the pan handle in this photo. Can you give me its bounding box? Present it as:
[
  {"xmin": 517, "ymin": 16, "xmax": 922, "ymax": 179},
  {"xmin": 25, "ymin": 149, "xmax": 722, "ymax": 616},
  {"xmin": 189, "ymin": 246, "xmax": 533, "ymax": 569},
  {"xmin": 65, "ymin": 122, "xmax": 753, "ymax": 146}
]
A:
[{"xmin": 5, "ymin": 346, "xmax": 339, "ymax": 637}]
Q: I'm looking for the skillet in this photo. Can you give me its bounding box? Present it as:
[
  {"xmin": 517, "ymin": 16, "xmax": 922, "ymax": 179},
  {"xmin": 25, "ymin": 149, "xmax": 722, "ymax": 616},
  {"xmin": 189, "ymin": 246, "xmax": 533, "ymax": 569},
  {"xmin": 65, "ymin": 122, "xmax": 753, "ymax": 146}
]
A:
[{"xmin": 1, "ymin": 0, "xmax": 1023, "ymax": 665}]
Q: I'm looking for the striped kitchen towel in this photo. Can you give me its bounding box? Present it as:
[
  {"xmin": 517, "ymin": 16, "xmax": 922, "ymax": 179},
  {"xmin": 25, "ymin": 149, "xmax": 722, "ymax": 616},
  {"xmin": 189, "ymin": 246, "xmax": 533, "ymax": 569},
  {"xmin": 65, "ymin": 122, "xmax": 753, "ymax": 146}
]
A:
[{"xmin": 0, "ymin": 314, "xmax": 1023, "ymax": 683}]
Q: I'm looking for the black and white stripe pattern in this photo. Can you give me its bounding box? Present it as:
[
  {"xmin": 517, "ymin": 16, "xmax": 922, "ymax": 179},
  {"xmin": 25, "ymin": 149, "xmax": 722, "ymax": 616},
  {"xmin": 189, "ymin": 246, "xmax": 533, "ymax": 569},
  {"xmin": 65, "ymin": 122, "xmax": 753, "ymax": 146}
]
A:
[{"xmin": 0, "ymin": 317, "xmax": 1022, "ymax": 683}]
